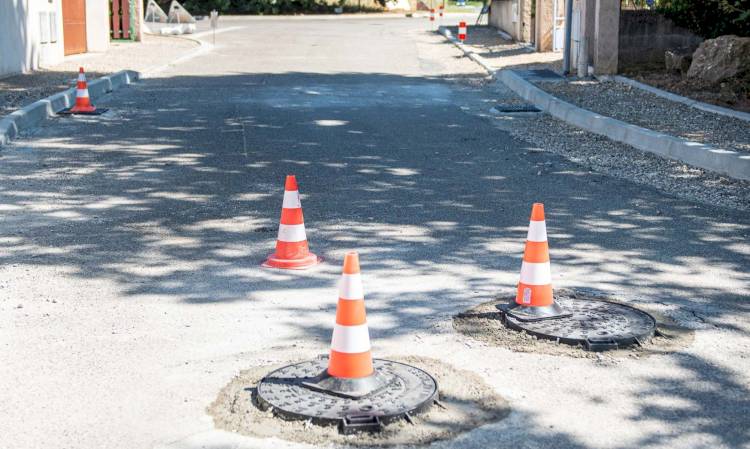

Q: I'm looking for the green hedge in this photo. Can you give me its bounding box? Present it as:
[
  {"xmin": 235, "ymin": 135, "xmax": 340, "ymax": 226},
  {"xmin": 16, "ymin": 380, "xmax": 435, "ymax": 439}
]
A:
[
  {"xmin": 656, "ymin": 0, "xmax": 749, "ymax": 38},
  {"xmin": 163, "ymin": 0, "xmax": 385, "ymax": 15}
]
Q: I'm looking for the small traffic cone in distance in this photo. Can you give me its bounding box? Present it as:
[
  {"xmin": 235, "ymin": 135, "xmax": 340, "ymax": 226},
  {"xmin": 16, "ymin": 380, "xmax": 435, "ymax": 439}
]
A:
[
  {"xmin": 263, "ymin": 175, "xmax": 321, "ymax": 269},
  {"xmin": 507, "ymin": 203, "xmax": 570, "ymax": 321},
  {"xmin": 302, "ymin": 252, "xmax": 389, "ymax": 398},
  {"xmin": 70, "ymin": 67, "xmax": 97, "ymax": 114},
  {"xmin": 458, "ymin": 21, "xmax": 467, "ymax": 42}
]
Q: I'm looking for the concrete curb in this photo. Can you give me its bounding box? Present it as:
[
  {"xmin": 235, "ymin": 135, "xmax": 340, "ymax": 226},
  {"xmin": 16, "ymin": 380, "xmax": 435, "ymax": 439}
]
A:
[
  {"xmin": 438, "ymin": 25, "xmax": 750, "ymax": 180},
  {"xmin": 498, "ymin": 70, "xmax": 750, "ymax": 181},
  {"xmin": 438, "ymin": 27, "xmax": 497, "ymax": 77},
  {"xmin": 600, "ymin": 75, "xmax": 750, "ymax": 123},
  {"xmin": 0, "ymin": 69, "xmax": 139, "ymax": 147}
]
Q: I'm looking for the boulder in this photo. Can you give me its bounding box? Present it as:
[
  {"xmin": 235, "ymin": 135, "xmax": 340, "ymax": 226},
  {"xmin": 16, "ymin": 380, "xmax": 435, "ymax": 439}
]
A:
[
  {"xmin": 665, "ymin": 49, "xmax": 692, "ymax": 74},
  {"xmin": 687, "ymin": 35, "xmax": 750, "ymax": 86}
]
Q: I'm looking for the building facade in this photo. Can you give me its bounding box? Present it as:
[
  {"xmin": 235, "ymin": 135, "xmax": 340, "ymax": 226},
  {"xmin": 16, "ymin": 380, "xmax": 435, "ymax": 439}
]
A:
[{"xmin": 0, "ymin": 0, "xmax": 120, "ymax": 77}]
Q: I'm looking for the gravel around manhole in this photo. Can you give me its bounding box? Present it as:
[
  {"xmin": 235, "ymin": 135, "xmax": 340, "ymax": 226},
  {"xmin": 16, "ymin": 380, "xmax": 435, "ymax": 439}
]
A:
[
  {"xmin": 496, "ymin": 112, "xmax": 750, "ymax": 211},
  {"xmin": 536, "ymin": 80, "xmax": 750, "ymax": 154},
  {"xmin": 454, "ymin": 289, "xmax": 694, "ymax": 359},
  {"xmin": 208, "ymin": 356, "xmax": 510, "ymax": 446}
]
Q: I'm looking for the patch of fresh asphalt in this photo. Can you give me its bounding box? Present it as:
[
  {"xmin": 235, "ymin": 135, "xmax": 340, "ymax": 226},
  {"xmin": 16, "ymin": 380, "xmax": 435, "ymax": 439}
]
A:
[{"xmin": 1, "ymin": 16, "xmax": 748, "ymax": 449}]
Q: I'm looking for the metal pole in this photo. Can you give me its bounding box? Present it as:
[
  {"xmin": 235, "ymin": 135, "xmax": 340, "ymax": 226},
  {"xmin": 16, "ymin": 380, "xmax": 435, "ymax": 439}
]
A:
[{"xmin": 562, "ymin": 0, "xmax": 573, "ymax": 75}]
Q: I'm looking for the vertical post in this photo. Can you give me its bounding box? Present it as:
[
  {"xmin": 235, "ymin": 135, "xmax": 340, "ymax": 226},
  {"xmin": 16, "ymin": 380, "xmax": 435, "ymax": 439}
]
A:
[
  {"xmin": 562, "ymin": 0, "xmax": 573, "ymax": 74},
  {"xmin": 593, "ymin": 0, "xmax": 619, "ymax": 74}
]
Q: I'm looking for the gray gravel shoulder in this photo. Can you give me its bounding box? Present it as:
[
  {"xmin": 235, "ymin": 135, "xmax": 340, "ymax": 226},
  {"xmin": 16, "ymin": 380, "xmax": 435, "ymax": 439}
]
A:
[
  {"xmin": 487, "ymin": 82, "xmax": 750, "ymax": 211},
  {"xmin": 536, "ymin": 80, "xmax": 750, "ymax": 154}
]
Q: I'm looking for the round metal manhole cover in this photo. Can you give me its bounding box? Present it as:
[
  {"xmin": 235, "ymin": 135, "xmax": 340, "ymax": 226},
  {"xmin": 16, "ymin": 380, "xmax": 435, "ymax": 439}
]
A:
[
  {"xmin": 256, "ymin": 358, "xmax": 438, "ymax": 427},
  {"xmin": 501, "ymin": 297, "xmax": 656, "ymax": 351}
]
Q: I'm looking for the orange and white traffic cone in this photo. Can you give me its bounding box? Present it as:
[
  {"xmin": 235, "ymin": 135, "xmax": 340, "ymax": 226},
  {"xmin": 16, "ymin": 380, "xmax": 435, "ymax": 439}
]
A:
[
  {"xmin": 70, "ymin": 67, "xmax": 97, "ymax": 114},
  {"xmin": 507, "ymin": 203, "xmax": 570, "ymax": 321},
  {"xmin": 328, "ymin": 252, "xmax": 373, "ymax": 379},
  {"xmin": 302, "ymin": 252, "xmax": 389, "ymax": 398},
  {"xmin": 263, "ymin": 175, "xmax": 321, "ymax": 269},
  {"xmin": 439, "ymin": 3, "xmax": 444, "ymax": 18},
  {"xmin": 458, "ymin": 21, "xmax": 467, "ymax": 42},
  {"xmin": 430, "ymin": 8, "xmax": 435, "ymax": 24}
]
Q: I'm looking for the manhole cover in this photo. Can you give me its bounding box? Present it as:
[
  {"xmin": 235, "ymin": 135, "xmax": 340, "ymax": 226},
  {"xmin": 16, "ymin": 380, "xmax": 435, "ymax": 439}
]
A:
[
  {"xmin": 513, "ymin": 69, "xmax": 565, "ymax": 81},
  {"xmin": 494, "ymin": 103, "xmax": 541, "ymax": 113},
  {"xmin": 256, "ymin": 358, "xmax": 438, "ymax": 431},
  {"xmin": 499, "ymin": 297, "xmax": 656, "ymax": 351}
]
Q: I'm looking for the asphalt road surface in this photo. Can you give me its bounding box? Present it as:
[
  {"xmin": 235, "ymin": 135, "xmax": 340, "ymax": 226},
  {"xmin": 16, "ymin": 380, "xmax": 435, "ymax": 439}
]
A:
[{"xmin": 1, "ymin": 16, "xmax": 748, "ymax": 449}]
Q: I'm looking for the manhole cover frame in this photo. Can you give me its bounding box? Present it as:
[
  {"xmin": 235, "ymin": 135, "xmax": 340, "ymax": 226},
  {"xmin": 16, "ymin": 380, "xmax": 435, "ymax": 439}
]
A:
[
  {"xmin": 255, "ymin": 358, "xmax": 439, "ymax": 432},
  {"xmin": 499, "ymin": 297, "xmax": 657, "ymax": 352}
]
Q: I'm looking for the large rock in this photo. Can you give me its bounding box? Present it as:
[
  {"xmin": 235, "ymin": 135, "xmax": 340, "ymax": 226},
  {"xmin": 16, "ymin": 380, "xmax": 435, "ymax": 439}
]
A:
[
  {"xmin": 687, "ymin": 35, "xmax": 750, "ymax": 86},
  {"xmin": 665, "ymin": 49, "xmax": 692, "ymax": 74}
]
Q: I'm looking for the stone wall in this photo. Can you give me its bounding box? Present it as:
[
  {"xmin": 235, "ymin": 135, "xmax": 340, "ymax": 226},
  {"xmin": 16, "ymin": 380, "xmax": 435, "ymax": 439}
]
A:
[{"xmin": 619, "ymin": 10, "xmax": 703, "ymax": 70}]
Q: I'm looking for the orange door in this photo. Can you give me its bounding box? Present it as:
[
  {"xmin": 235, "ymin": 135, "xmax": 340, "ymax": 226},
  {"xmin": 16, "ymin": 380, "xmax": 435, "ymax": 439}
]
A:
[{"xmin": 62, "ymin": 0, "xmax": 87, "ymax": 55}]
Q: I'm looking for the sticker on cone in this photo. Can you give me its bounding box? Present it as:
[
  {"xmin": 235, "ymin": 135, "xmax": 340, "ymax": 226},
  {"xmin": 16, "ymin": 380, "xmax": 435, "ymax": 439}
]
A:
[
  {"xmin": 506, "ymin": 203, "xmax": 570, "ymax": 321},
  {"xmin": 263, "ymin": 175, "xmax": 321, "ymax": 269}
]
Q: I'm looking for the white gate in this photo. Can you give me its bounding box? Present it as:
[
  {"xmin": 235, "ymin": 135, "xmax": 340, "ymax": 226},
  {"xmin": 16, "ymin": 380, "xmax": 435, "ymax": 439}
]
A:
[{"xmin": 552, "ymin": 0, "xmax": 565, "ymax": 52}]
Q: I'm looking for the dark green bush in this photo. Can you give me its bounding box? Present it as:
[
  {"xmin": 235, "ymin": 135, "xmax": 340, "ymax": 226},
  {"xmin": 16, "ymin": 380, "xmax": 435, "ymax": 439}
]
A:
[{"xmin": 656, "ymin": 0, "xmax": 749, "ymax": 37}]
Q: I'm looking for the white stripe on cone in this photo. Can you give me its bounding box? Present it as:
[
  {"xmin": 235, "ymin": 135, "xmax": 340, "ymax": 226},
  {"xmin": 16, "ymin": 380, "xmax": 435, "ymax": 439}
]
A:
[
  {"xmin": 527, "ymin": 220, "xmax": 547, "ymax": 242},
  {"xmin": 282, "ymin": 190, "xmax": 301, "ymax": 209},
  {"xmin": 277, "ymin": 223, "xmax": 307, "ymax": 242},
  {"xmin": 76, "ymin": 89, "xmax": 89, "ymax": 97},
  {"xmin": 78, "ymin": 74, "xmax": 86, "ymax": 82},
  {"xmin": 339, "ymin": 273, "xmax": 364, "ymax": 300},
  {"xmin": 459, "ymin": 25, "xmax": 467, "ymax": 34},
  {"xmin": 519, "ymin": 261, "xmax": 552, "ymax": 285},
  {"xmin": 331, "ymin": 323, "xmax": 371, "ymax": 353}
]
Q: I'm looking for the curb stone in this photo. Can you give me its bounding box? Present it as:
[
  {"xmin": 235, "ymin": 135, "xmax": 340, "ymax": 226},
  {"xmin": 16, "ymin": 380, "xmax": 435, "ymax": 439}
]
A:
[
  {"xmin": 498, "ymin": 70, "xmax": 750, "ymax": 181},
  {"xmin": 0, "ymin": 69, "xmax": 140, "ymax": 146},
  {"xmin": 438, "ymin": 27, "xmax": 497, "ymax": 76},
  {"xmin": 438, "ymin": 25, "xmax": 750, "ymax": 181}
]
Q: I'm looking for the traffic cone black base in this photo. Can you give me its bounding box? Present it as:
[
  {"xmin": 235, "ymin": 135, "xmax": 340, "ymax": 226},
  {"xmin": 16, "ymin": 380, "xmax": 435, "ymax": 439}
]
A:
[
  {"xmin": 500, "ymin": 302, "xmax": 571, "ymax": 322},
  {"xmin": 301, "ymin": 362, "xmax": 392, "ymax": 399}
]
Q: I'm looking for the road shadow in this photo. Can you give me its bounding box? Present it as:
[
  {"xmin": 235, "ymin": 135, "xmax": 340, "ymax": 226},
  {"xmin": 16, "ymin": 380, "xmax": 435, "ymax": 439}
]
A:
[{"xmin": 1, "ymin": 70, "xmax": 748, "ymax": 448}]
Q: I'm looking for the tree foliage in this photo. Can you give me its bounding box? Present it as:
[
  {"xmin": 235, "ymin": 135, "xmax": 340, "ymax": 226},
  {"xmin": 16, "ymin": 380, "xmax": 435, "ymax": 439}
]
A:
[{"xmin": 656, "ymin": 0, "xmax": 749, "ymax": 37}]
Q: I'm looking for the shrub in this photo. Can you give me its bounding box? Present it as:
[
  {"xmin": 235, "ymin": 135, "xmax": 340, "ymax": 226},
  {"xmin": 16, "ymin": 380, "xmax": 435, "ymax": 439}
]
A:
[{"xmin": 656, "ymin": 0, "xmax": 749, "ymax": 37}]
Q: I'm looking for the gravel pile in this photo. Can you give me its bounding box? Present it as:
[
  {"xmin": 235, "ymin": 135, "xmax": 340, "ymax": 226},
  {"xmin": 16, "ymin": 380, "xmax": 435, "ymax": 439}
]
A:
[
  {"xmin": 537, "ymin": 80, "xmax": 750, "ymax": 154},
  {"xmin": 0, "ymin": 34, "xmax": 197, "ymax": 120}
]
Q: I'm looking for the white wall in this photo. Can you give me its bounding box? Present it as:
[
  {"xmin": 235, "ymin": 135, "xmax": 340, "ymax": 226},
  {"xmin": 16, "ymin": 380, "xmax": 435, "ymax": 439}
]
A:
[
  {"xmin": 85, "ymin": 0, "xmax": 109, "ymax": 52},
  {"xmin": 0, "ymin": 0, "xmax": 64, "ymax": 76}
]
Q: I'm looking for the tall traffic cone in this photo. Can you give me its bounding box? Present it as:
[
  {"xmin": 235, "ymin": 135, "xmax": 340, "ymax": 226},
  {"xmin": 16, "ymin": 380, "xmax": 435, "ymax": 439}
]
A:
[
  {"xmin": 302, "ymin": 252, "xmax": 389, "ymax": 398},
  {"xmin": 70, "ymin": 67, "xmax": 97, "ymax": 114},
  {"xmin": 506, "ymin": 203, "xmax": 571, "ymax": 321},
  {"xmin": 263, "ymin": 175, "xmax": 321, "ymax": 269}
]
